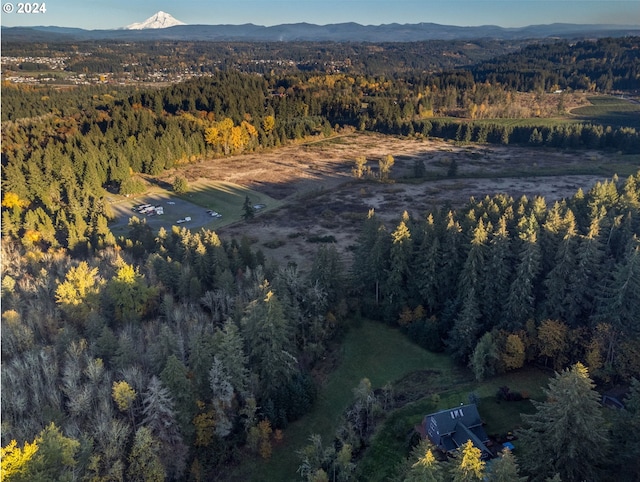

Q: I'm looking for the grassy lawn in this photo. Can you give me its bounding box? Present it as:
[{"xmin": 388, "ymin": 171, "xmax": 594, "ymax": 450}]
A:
[
  {"xmin": 177, "ymin": 180, "xmax": 284, "ymax": 229},
  {"xmin": 243, "ymin": 319, "xmax": 458, "ymax": 481},
  {"xmin": 470, "ymin": 117, "xmax": 576, "ymax": 128}
]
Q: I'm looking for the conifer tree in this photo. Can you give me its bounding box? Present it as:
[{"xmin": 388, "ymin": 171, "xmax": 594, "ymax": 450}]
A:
[
  {"xmin": 593, "ymin": 236, "xmax": 640, "ymax": 336},
  {"xmin": 519, "ymin": 363, "xmax": 609, "ymax": 481},
  {"xmin": 384, "ymin": 214, "xmax": 412, "ymax": 322},
  {"xmin": 127, "ymin": 426, "xmax": 166, "ymax": 482},
  {"xmin": 609, "ymin": 378, "xmax": 640, "ymax": 479},
  {"xmin": 160, "ymin": 355, "xmax": 196, "ymax": 439},
  {"xmin": 404, "ymin": 439, "xmax": 444, "ymax": 482},
  {"xmin": 141, "ymin": 376, "xmax": 187, "ymax": 480},
  {"xmin": 487, "ymin": 449, "xmax": 527, "ymax": 481},
  {"xmin": 416, "ymin": 214, "xmax": 441, "ymax": 315},
  {"xmin": 542, "ymin": 210, "xmax": 578, "ymax": 323},
  {"xmin": 241, "ymin": 283, "xmax": 297, "ymax": 396},
  {"xmin": 213, "ymin": 319, "xmax": 250, "ymax": 397},
  {"xmin": 450, "ymin": 440, "xmax": 485, "ymax": 482},
  {"xmin": 242, "ymin": 195, "xmax": 255, "ymax": 220},
  {"xmin": 566, "ymin": 217, "xmax": 604, "ymax": 323},
  {"xmin": 482, "ymin": 216, "xmax": 511, "ymax": 322},
  {"xmin": 438, "ymin": 211, "xmax": 463, "ymax": 307},
  {"xmin": 209, "ymin": 356, "xmax": 235, "ymax": 437},
  {"xmin": 504, "ymin": 213, "xmax": 541, "ymax": 330},
  {"xmin": 449, "ymin": 218, "xmax": 490, "ymax": 362}
]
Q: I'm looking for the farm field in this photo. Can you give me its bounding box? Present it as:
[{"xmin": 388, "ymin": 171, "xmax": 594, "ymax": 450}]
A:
[{"xmin": 571, "ymin": 95, "xmax": 640, "ymax": 129}]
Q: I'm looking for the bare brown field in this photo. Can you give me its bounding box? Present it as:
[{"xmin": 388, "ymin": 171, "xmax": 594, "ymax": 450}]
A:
[{"xmin": 162, "ymin": 132, "xmax": 627, "ymax": 270}]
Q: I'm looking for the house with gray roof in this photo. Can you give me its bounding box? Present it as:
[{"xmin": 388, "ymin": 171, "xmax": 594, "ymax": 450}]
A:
[{"xmin": 423, "ymin": 403, "xmax": 492, "ymax": 459}]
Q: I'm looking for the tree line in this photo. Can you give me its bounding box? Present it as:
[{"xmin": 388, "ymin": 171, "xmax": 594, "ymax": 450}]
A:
[{"xmin": 352, "ymin": 172, "xmax": 640, "ymax": 384}]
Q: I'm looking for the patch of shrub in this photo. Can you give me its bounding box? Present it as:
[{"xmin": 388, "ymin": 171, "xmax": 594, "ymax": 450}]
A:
[
  {"xmin": 306, "ymin": 235, "xmax": 337, "ymax": 243},
  {"xmin": 263, "ymin": 239, "xmax": 286, "ymax": 249},
  {"xmin": 496, "ymin": 386, "xmax": 523, "ymax": 402}
]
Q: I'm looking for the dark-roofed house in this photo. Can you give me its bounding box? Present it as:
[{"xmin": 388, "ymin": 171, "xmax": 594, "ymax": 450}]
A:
[{"xmin": 422, "ymin": 404, "xmax": 492, "ymax": 459}]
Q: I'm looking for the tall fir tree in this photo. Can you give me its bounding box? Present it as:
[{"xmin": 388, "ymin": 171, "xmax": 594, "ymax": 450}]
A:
[
  {"xmin": 482, "ymin": 216, "xmax": 512, "ymax": 323},
  {"xmin": 518, "ymin": 363, "xmax": 609, "ymax": 481},
  {"xmin": 504, "ymin": 213, "xmax": 541, "ymax": 330}
]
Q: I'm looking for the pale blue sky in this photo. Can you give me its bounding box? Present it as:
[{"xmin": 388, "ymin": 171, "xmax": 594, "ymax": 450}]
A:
[{"xmin": 1, "ymin": 0, "xmax": 638, "ymax": 29}]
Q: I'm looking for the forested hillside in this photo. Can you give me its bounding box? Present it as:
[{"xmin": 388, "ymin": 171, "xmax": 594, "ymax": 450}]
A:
[
  {"xmin": 1, "ymin": 224, "xmax": 345, "ymax": 479},
  {"xmin": 471, "ymin": 37, "xmax": 640, "ymax": 92}
]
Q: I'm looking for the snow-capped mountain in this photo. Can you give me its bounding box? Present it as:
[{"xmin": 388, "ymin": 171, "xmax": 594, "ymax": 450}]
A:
[{"xmin": 125, "ymin": 11, "xmax": 186, "ymax": 30}]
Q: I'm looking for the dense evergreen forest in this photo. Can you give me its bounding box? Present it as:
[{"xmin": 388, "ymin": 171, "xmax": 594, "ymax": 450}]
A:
[
  {"xmin": 352, "ymin": 175, "xmax": 640, "ymax": 381},
  {"xmin": 2, "ymin": 35, "xmax": 640, "ymax": 481}
]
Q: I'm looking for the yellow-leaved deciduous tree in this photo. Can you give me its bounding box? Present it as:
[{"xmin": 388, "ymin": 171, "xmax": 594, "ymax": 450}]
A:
[
  {"xmin": 247, "ymin": 419, "xmax": 273, "ymax": 459},
  {"xmin": 55, "ymin": 261, "xmax": 103, "ymax": 323},
  {"xmin": 1, "ymin": 439, "xmax": 39, "ymax": 481},
  {"xmin": 537, "ymin": 319, "xmax": 569, "ymax": 370},
  {"xmin": 258, "ymin": 420, "xmax": 273, "ymax": 460},
  {"xmin": 451, "ymin": 440, "xmax": 485, "ymax": 482},
  {"xmin": 262, "ymin": 115, "xmax": 275, "ymax": 135},
  {"xmin": 309, "ymin": 469, "xmax": 330, "ymax": 482},
  {"xmin": 2, "ymin": 422, "xmax": 80, "ymax": 482},
  {"xmin": 502, "ymin": 333, "xmax": 526, "ymax": 370},
  {"xmin": 204, "ymin": 117, "xmax": 234, "ymax": 154},
  {"xmin": 193, "ymin": 410, "xmax": 215, "ymax": 447},
  {"xmin": 352, "ymin": 156, "xmax": 368, "ymax": 179},
  {"xmin": 241, "ymin": 120, "xmax": 258, "ymax": 139},
  {"xmin": 205, "ymin": 117, "xmax": 258, "ymax": 155},
  {"xmin": 1, "ymin": 192, "xmax": 28, "ymax": 210},
  {"xmin": 112, "ymin": 380, "xmax": 137, "ymax": 427},
  {"xmin": 127, "ymin": 427, "xmax": 165, "ymax": 482},
  {"xmin": 112, "ymin": 381, "xmax": 136, "ymax": 410},
  {"xmin": 105, "ymin": 260, "xmax": 156, "ymax": 324},
  {"xmin": 379, "ymin": 154, "xmax": 395, "ymax": 181}
]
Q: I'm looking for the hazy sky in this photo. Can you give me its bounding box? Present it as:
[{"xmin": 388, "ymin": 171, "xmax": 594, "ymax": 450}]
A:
[{"xmin": 1, "ymin": 0, "xmax": 638, "ymax": 29}]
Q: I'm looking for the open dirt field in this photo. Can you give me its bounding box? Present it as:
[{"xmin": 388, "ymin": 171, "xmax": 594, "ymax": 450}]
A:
[
  {"xmin": 111, "ymin": 132, "xmax": 634, "ymax": 270},
  {"xmin": 185, "ymin": 132, "xmax": 631, "ymax": 269}
]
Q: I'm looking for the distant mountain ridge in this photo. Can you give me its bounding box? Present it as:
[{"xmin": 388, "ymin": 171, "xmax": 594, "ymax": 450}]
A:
[{"xmin": 2, "ymin": 21, "xmax": 639, "ymax": 43}]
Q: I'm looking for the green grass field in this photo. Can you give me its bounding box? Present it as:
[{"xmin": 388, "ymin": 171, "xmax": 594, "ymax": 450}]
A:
[
  {"xmin": 571, "ymin": 96, "xmax": 640, "ymax": 129},
  {"xmin": 177, "ymin": 180, "xmax": 284, "ymax": 229},
  {"xmin": 470, "ymin": 117, "xmax": 576, "ymax": 128},
  {"xmin": 433, "ymin": 95, "xmax": 640, "ymax": 130},
  {"xmin": 244, "ymin": 320, "xmax": 458, "ymax": 481},
  {"xmin": 236, "ymin": 320, "xmax": 552, "ymax": 482}
]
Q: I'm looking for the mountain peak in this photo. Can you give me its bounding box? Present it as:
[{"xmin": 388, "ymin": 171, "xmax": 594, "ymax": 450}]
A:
[{"xmin": 125, "ymin": 11, "xmax": 186, "ymax": 30}]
